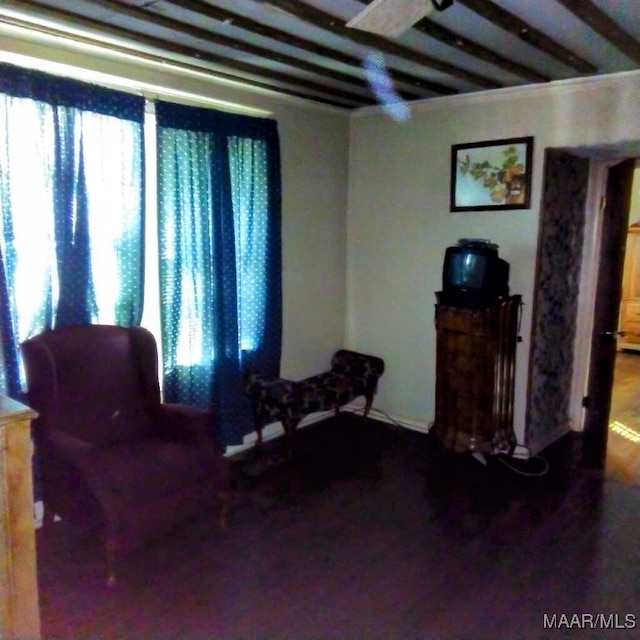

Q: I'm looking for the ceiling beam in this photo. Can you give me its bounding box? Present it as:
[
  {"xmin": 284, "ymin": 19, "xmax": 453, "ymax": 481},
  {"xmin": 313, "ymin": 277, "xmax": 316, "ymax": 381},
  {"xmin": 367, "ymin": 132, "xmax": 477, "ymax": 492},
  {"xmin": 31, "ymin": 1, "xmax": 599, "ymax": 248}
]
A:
[
  {"xmin": 99, "ymin": 0, "xmax": 423, "ymax": 101},
  {"xmin": 164, "ymin": 0, "xmax": 456, "ymax": 96},
  {"xmin": 1, "ymin": 0, "xmax": 371, "ymax": 108},
  {"xmin": 256, "ymin": 0, "xmax": 503, "ymax": 89},
  {"xmin": 412, "ymin": 19, "xmax": 550, "ymax": 83},
  {"xmin": 355, "ymin": 0, "xmax": 550, "ymax": 83},
  {"xmin": 457, "ymin": 0, "xmax": 597, "ymax": 73},
  {"xmin": 556, "ymin": 0, "xmax": 640, "ymax": 65}
]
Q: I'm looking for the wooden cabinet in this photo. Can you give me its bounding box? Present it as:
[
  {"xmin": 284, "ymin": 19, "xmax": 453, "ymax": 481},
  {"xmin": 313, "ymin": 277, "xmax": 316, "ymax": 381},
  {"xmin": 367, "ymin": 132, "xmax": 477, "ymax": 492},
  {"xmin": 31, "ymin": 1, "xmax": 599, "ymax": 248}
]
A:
[
  {"xmin": 1, "ymin": 395, "xmax": 40, "ymax": 640},
  {"xmin": 432, "ymin": 296, "xmax": 521, "ymax": 454},
  {"xmin": 619, "ymin": 225, "xmax": 640, "ymax": 350}
]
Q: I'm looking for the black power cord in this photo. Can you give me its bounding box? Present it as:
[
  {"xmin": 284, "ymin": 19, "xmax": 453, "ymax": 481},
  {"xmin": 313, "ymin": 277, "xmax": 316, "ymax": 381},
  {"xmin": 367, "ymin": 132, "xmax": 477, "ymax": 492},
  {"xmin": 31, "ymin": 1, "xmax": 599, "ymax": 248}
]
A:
[{"xmin": 496, "ymin": 451, "xmax": 550, "ymax": 477}]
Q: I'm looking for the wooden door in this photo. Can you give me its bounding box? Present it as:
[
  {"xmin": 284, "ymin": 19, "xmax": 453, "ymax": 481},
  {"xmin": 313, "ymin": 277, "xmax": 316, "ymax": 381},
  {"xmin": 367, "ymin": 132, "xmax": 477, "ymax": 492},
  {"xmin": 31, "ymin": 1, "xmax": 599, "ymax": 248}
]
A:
[{"xmin": 581, "ymin": 159, "xmax": 636, "ymax": 467}]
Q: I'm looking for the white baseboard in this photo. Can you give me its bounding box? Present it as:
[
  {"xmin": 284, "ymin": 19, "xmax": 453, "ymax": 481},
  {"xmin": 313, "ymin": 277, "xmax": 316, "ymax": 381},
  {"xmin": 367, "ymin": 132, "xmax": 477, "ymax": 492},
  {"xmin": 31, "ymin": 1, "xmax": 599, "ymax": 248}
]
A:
[
  {"xmin": 34, "ymin": 499, "xmax": 43, "ymax": 529},
  {"xmin": 365, "ymin": 407, "xmax": 432, "ymax": 434},
  {"xmin": 226, "ymin": 398, "xmax": 543, "ymax": 463},
  {"xmin": 225, "ymin": 409, "xmax": 336, "ymax": 457},
  {"xmin": 225, "ymin": 400, "xmax": 434, "ymax": 458},
  {"xmin": 524, "ymin": 425, "xmax": 572, "ymax": 457},
  {"xmin": 357, "ymin": 403, "xmax": 535, "ymax": 458}
]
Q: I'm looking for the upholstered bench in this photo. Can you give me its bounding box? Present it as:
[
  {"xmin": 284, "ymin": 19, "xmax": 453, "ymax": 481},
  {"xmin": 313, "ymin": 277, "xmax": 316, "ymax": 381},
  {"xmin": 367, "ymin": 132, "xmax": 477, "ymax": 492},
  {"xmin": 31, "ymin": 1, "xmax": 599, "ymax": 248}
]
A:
[{"xmin": 245, "ymin": 349, "xmax": 385, "ymax": 452}]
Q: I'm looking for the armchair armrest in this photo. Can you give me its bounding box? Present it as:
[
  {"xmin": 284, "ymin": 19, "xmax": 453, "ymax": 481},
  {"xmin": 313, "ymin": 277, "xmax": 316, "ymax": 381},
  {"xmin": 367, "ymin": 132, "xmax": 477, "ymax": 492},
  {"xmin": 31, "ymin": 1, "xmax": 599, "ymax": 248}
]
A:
[
  {"xmin": 154, "ymin": 403, "xmax": 217, "ymax": 448},
  {"xmin": 47, "ymin": 430, "xmax": 96, "ymax": 462}
]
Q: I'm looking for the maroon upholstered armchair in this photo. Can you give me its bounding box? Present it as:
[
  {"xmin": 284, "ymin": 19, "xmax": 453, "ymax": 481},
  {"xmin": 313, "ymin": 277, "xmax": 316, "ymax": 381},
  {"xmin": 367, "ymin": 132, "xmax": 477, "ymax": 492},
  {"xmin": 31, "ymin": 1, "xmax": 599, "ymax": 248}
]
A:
[{"xmin": 21, "ymin": 324, "xmax": 230, "ymax": 584}]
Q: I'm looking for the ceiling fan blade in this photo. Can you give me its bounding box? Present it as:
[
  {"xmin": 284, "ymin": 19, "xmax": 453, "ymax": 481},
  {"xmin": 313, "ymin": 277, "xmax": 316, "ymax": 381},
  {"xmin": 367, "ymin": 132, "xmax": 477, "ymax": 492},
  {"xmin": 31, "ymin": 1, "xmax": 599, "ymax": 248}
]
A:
[{"xmin": 346, "ymin": 0, "xmax": 436, "ymax": 38}]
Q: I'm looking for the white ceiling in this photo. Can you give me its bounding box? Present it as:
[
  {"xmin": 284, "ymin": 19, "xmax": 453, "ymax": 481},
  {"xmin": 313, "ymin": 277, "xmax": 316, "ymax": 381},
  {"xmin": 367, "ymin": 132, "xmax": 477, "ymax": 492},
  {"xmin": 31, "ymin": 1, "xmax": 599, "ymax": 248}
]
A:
[{"xmin": 1, "ymin": 0, "xmax": 639, "ymax": 109}]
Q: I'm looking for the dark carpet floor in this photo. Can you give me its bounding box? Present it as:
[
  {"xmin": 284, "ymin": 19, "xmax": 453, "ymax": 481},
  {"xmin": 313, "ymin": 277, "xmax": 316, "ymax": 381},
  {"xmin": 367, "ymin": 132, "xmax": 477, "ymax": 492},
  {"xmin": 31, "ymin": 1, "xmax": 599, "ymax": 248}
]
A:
[{"xmin": 36, "ymin": 414, "xmax": 640, "ymax": 640}]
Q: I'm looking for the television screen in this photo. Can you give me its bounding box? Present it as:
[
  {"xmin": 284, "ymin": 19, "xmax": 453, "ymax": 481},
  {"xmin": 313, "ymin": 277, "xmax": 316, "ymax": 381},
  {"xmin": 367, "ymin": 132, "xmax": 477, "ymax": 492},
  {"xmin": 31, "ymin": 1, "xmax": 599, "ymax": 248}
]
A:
[
  {"xmin": 441, "ymin": 243, "xmax": 510, "ymax": 308},
  {"xmin": 446, "ymin": 251, "xmax": 488, "ymax": 290}
]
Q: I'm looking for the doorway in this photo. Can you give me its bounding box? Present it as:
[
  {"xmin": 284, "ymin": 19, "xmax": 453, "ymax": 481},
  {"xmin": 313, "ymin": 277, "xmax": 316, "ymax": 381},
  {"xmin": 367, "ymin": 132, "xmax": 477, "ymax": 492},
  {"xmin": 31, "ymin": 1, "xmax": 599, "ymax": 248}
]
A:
[
  {"xmin": 607, "ymin": 204, "xmax": 640, "ymax": 483},
  {"xmin": 581, "ymin": 158, "xmax": 635, "ymax": 467},
  {"xmin": 529, "ymin": 151, "xmax": 640, "ymax": 473}
]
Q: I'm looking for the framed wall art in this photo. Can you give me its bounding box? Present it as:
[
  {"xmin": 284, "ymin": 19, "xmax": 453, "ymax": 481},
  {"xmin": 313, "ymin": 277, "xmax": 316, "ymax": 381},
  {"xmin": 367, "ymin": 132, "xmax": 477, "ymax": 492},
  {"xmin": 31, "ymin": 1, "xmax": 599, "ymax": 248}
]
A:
[{"xmin": 450, "ymin": 136, "xmax": 534, "ymax": 211}]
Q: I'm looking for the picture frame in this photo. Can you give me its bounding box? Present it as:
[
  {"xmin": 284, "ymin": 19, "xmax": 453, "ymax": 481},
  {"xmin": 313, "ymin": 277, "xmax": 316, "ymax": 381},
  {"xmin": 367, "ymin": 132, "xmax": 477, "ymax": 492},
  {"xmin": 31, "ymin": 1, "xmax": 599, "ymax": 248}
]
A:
[{"xmin": 450, "ymin": 136, "xmax": 534, "ymax": 211}]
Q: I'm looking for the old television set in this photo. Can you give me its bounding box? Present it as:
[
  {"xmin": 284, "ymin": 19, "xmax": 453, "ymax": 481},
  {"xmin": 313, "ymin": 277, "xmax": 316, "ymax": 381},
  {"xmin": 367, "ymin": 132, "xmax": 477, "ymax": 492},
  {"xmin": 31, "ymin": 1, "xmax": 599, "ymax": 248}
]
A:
[{"xmin": 440, "ymin": 239, "xmax": 510, "ymax": 309}]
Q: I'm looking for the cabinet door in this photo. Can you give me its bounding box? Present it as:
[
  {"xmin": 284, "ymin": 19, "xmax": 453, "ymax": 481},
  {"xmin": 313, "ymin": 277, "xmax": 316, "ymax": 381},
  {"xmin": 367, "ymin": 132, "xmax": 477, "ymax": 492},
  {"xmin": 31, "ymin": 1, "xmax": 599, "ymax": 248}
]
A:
[
  {"xmin": 623, "ymin": 301, "xmax": 640, "ymax": 343},
  {"xmin": 624, "ymin": 229, "xmax": 640, "ymax": 300},
  {"xmin": 619, "ymin": 229, "xmax": 640, "ymax": 348}
]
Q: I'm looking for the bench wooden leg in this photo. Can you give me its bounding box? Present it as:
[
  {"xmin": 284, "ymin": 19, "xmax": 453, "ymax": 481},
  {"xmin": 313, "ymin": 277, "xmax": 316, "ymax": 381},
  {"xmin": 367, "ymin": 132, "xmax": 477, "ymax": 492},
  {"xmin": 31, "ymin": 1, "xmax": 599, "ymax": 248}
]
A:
[
  {"xmin": 363, "ymin": 392, "xmax": 374, "ymax": 420},
  {"xmin": 252, "ymin": 407, "xmax": 265, "ymax": 450},
  {"xmin": 282, "ymin": 417, "xmax": 300, "ymax": 457}
]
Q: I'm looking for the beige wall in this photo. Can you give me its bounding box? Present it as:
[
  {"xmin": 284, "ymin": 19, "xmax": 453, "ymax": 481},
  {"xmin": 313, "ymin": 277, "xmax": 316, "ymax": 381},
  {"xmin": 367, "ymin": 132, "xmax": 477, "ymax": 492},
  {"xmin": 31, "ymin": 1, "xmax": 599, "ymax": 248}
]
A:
[{"xmin": 347, "ymin": 72, "xmax": 640, "ymax": 446}]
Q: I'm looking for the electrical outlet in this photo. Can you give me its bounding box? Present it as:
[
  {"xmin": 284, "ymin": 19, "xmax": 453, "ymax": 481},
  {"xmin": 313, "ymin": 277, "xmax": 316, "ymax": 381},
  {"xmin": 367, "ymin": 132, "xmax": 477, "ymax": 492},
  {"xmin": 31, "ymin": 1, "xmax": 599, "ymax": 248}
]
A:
[{"xmin": 33, "ymin": 500, "xmax": 44, "ymax": 529}]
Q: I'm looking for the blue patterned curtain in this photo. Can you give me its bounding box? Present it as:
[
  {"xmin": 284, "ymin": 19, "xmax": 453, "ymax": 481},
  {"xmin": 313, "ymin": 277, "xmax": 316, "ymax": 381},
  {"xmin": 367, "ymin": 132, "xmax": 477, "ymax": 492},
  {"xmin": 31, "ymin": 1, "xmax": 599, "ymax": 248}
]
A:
[
  {"xmin": 0, "ymin": 63, "xmax": 145, "ymax": 396},
  {"xmin": 155, "ymin": 101, "xmax": 282, "ymax": 447}
]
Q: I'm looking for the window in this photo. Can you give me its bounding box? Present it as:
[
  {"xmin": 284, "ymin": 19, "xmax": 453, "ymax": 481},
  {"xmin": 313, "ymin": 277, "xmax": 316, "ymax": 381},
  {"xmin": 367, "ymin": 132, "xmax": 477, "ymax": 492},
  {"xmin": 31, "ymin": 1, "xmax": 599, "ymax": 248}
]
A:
[
  {"xmin": 1, "ymin": 65, "xmax": 282, "ymax": 446},
  {"xmin": 0, "ymin": 65, "xmax": 145, "ymax": 395},
  {"xmin": 155, "ymin": 101, "xmax": 282, "ymax": 445}
]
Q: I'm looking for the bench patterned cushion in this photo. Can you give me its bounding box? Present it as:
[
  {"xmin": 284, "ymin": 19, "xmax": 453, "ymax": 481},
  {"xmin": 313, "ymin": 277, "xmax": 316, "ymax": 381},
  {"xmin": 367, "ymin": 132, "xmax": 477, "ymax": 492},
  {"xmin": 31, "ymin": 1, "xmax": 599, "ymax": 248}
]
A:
[{"xmin": 245, "ymin": 349, "xmax": 385, "ymax": 446}]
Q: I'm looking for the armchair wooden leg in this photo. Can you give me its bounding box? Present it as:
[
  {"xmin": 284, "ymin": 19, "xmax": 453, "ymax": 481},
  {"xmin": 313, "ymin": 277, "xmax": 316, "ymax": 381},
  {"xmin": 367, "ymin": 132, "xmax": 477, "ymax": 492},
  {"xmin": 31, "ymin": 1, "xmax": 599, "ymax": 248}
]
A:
[
  {"xmin": 105, "ymin": 538, "xmax": 118, "ymax": 587},
  {"xmin": 218, "ymin": 492, "xmax": 230, "ymax": 530}
]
